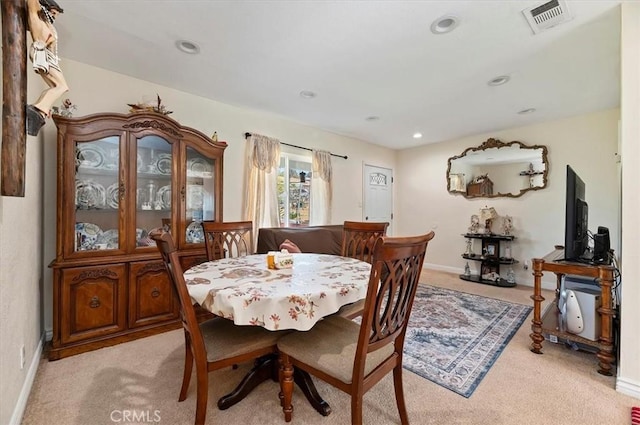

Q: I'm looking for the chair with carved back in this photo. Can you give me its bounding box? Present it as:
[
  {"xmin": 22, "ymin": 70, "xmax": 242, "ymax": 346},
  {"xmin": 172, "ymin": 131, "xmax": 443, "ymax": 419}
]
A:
[
  {"xmin": 202, "ymin": 220, "xmax": 254, "ymax": 261},
  {"xmin": 150, "ymin": 230, "xmax": 282, "ymax": 425},
  {"xmin": 337, "ymin": 221, "xmax": 389, "ymax": 319},
  {"xmin": 278, "ymin": 231, "xmax": 435, "ymax": 425}
]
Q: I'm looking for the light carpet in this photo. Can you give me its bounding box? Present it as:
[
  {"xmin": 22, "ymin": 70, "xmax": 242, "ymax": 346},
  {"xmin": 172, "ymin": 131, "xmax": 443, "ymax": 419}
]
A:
[{"xmin": 403, "ymin": 285, "xmax": 532, "ymax": 397}]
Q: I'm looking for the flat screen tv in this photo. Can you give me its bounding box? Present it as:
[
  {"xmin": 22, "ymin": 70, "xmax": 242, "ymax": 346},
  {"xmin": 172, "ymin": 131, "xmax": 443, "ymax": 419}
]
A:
[{"xmin": 564, "ymin": 165, "xmax": 589, "ymax": 261}]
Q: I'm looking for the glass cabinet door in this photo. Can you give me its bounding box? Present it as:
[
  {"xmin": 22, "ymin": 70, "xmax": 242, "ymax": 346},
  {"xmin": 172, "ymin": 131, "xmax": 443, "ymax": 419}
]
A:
[
  {"xmin": 135, "ymin": 135, "xmax": 173, "ymax": 249},
  {"xmin": 74, "ymin": 136, "xmax": 121, "ymax": 252},
  {"xmin": 184, "ymin": 146, "xmax": 216, "ymax": 244}
]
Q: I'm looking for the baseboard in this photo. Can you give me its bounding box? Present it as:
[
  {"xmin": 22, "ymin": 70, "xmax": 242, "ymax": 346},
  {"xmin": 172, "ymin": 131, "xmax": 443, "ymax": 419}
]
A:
[
  {"xmin": 423, "ymin": 262, "xmax": 461, "ymax": 274},
  {"xmin": 9, "ymin": 334, "xmax": 44, "ymax": 425},
  {"xmin": 423, "ymin": 263, "xmax": 557, "ymax": 290},
  {"xmin": 616, "ymin": 376, "xmax": 640, "ymax": 399}
]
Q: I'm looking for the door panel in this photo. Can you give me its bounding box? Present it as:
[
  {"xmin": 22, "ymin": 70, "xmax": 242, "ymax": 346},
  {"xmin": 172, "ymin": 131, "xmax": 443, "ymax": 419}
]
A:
[{"xmin": 363, "ymin": 164, "xmax": 393, "ymax": 233}]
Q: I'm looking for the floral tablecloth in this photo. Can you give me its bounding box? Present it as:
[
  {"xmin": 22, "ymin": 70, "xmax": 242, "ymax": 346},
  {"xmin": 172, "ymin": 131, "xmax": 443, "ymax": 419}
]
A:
[{"xmin": 184, "ymin": 253, "xmax": 371, "ymax": 331}]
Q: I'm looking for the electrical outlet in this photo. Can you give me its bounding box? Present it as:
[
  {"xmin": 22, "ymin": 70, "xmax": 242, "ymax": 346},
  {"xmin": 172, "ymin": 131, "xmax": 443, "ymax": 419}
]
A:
[
  {"xmin": 20, "ymin": 345, "xmax": 25, "ymax": 370},
  {"xmin": 524, "ymin": 260, "xmax": 530, "ymax": 270}
]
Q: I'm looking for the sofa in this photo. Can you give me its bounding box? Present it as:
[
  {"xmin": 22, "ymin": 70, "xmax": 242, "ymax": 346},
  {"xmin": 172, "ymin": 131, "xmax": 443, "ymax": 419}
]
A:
[{"xmin": 256, "ymin": 225, "xmax": 343, "ymax": 255}]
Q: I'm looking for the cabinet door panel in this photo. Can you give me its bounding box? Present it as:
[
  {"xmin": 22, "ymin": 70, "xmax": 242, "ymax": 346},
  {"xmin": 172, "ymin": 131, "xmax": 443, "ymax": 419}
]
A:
[
  {"xmin": 61, "ymin": 265, "xmax": 127, "ymax": 344},
  {"xmin": 134, "ymin": 135, "xmax": 174, "ymax": 252},
  {"xmin": 129, "ymin": 261, "xmax": 178, "ymax": 328},
  {"xmin": 70, "ymin": 135, "xmax": 125, "ymax": 256}
]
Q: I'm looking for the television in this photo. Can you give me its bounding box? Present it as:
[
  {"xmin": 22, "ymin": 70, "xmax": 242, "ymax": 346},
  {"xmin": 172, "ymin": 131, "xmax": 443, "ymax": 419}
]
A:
[{"xmin": 564, "ymin": 165, "xmax": 589, "ymax": 261}]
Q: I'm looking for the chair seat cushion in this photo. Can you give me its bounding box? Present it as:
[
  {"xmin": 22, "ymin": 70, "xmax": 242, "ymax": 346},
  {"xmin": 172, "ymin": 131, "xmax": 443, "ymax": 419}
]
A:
[
  {"xmin": 200, "ymin": 318, "xmax": 284, "ymax": 362},
  {"xmin": 277, "ymin": 316, "xmax": 394, "ymax": 384}
]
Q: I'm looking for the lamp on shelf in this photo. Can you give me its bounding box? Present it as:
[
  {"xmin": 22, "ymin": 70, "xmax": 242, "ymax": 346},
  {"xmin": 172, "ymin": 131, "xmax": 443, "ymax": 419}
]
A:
[{"xmin": 480, "ymin": 206, "xmax": 498, "ymax": 234}]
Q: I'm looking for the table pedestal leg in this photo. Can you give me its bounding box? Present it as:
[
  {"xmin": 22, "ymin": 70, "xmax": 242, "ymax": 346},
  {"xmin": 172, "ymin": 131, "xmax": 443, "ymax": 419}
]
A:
[
  {"xmin": 294, "ymin": 369, "xmax": 332, "ymax": 416},
  {"xmin": 217, "ymin": 355, "xmax": 277, "ymax": 410},
  {"xmin": 217, "ymin": 355, "xmax": 331, "ymax": 416}
]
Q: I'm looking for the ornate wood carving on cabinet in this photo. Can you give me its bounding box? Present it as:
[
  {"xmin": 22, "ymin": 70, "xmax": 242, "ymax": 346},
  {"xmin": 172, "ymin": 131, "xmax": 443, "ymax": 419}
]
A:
[{"xmin": 49, "ymin": 112, "xmax": 226, "ymax": 360}]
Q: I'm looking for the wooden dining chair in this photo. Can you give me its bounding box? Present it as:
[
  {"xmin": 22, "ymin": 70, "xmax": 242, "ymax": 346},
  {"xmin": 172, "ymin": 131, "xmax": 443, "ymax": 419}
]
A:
[
  {"xmin": 150, "ymin": 230, "xmax": 282, "ymax": 425},
  {"xmin": 278, "ymin": 231, "xmax": 435, "ymax": 425},
  {"xmin": 341, "ymin": 220, "xmax": 389, "ymax": 263},
  {"xmin": 337, "ymin": 220, "xmax": 389, "ymax": 319},
  {"xmin": 202, "ymin": 220, "xmax": 254, "ymax": 260}
]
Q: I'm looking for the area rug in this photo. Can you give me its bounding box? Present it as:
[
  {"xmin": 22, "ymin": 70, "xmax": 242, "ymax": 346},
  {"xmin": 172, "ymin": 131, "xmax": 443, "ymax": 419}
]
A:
[{"xmin": 402, "ymin": 285, "xmax": 532, "ymax": 398}]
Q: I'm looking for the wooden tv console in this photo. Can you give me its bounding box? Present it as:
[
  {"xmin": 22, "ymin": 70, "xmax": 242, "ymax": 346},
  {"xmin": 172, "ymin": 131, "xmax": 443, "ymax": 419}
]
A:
[{"xmin": 529, "ymin": 251, "xmax": 616, "ymax": 376}]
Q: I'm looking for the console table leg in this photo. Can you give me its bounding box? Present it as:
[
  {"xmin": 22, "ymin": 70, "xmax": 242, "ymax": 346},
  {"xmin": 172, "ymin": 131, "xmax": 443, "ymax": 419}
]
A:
[
  {"xmin": 530, "ymin": 259, "xmax": 545, "ymax": 354},
  {"xmin": 596, "ymin": 266, "xmax": 615, "ymax": 376}
]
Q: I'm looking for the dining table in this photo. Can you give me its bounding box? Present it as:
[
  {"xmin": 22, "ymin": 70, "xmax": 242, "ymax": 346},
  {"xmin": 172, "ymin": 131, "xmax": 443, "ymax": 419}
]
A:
[{"xmin": 183, "ymin": 252, "xmax": 372, "ymax": 415}]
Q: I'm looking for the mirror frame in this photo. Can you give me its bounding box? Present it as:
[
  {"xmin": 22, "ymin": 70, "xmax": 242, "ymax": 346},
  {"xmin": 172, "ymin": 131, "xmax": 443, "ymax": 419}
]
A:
[{"xmin": 446, "ymin": 138, "xmax": 549, "ymax": 199}]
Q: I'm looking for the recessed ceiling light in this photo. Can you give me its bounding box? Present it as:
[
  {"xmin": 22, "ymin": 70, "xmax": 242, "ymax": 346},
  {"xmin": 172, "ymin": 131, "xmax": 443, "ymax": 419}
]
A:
[
  {"xmin": 430, "ymin": 15, "xmax": 460, "ymax": 34},
  {"xmin": 488, "ymin": 75, "xmax": 511, "ymax": 86},
  {"xmin": 365, "ymin": 116, "xmax": 380, "ymax": 122},
  {"xmin": 299, "ymin": 90, "xmax": 317, "ymax": 99},
  {"xmin": 518, "ymin": 108, "xmax": 537, "ymax": 115},
  {"xmin": 413, "ymin": 132, "xmax": 423, "ymax": 139},
  {"xmin": 176, "ymin": 40, "xmax": 200, "ymax": 54}
]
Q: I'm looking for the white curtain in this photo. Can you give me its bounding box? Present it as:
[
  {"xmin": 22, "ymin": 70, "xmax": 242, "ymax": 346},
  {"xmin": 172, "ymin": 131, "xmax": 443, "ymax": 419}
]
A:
[
  {"xmin": 243, "ymin": 134, "xmax": 281, "ymax": 239},
  {"xmin": 309, "ymin": 150, "xmax": 332, "ymax": 225}
]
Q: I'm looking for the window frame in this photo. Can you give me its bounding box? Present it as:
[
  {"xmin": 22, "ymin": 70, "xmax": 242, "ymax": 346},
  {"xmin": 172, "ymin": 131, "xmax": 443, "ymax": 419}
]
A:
[{"xmin": 278, "ymin": 152, "xmax": 312, "ymax": 227}]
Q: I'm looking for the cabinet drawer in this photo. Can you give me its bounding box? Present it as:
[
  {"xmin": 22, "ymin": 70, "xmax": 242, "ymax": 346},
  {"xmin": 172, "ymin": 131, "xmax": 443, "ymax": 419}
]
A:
[
  {"xmin": 129, "ymin": 260, "xmax": 178, "ymax": 328},
  {"xmin": 60, "ymin": 264, "xmax": 127, "ymax": 344}
]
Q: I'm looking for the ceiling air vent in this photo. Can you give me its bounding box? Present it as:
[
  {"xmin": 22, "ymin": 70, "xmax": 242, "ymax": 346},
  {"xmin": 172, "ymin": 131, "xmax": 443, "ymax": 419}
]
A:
[{"xmin": 522, "ymin": 0, "xmax": 573, "ymax": 34}]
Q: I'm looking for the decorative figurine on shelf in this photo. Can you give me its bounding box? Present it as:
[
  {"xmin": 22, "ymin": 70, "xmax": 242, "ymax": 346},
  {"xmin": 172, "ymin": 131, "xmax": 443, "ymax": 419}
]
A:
[
  {"xmin": 26, "ymin": 0, "xmax": 69, "ymax": 136},
  {"xmin": 468, "ymin": 214, "xmax": 480, "ymax": 234},
  {"xmin": 464, "ymin": 262, "xmax": 471, "ymax": 277},
  {"xmin": 465, "ymin": 238, "xmax": 473, "ymax": 256},
  {"xmin": 211, "ymin": 131, "xmax": 218, "ymax": 141},
  {"xmin": 504, "ymin": 241, "xmax": 512, "ymax": 259},
  {"xmin": 51, "ymin": 98, "xmax": 76, "ymax": 117},
  {"xmin": 480, "ymin": 206, "xmax": 498, "ymax": 234},
  {"xmin": 502, "ymin": 215, "xmax": 513, "ymax": 236},
  {"xmin": 127, "ymin": 94, "xmax": 173, "ymax": 115},
  {"xmin": 506, "ymin": 266, "xmax": 516, "ymax": 284}
]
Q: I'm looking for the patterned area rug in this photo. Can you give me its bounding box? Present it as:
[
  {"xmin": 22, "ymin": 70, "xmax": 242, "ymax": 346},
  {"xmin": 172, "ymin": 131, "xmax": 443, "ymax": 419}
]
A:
[{"xmin": 403, "ymin": 285, "xmax": 532, "ymax": 398}]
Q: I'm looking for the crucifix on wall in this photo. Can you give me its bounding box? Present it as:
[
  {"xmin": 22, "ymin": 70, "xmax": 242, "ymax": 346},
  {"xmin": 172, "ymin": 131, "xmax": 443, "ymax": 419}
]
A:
[{"xmin": 1, "ymin": 0, "xmax": 68, "ymax": 197}]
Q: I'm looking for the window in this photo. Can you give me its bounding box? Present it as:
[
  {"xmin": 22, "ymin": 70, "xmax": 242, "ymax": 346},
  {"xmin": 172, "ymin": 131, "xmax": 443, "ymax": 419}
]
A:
[{"xmin": 278, "ymin": 153, "xmax": 311, "ymax": 227}]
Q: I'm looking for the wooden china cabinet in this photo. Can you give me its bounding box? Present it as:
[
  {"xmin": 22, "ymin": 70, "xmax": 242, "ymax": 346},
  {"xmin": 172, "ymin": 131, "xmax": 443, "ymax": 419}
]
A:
[{"xmin": 49, "ymin": 112, "xmax": 226, "ymax": 360}]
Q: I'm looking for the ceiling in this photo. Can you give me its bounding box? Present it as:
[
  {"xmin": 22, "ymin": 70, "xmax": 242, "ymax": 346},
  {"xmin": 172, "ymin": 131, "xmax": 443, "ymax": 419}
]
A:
[{"xmin": 56, "ymin": 1, "xmax": 621, "ymax": 150}]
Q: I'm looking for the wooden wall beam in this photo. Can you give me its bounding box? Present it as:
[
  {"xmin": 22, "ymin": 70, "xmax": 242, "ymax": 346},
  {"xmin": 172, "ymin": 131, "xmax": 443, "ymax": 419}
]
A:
[{"xmin": 1, "ymin": 0, "xmax": 27, "ymax": 197}]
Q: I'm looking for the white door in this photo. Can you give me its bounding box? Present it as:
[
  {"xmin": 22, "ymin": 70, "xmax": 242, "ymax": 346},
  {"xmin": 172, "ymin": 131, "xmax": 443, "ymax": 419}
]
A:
[{"xmin": 363, "ymin": 164, "xmax": 393, "ymax": 233}]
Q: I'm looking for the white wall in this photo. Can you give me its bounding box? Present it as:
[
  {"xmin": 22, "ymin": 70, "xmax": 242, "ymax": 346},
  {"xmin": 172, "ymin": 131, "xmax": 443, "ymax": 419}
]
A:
[
  {"xmin": 0, "ymin": 80, "xmax": 45, "ymax": 423},
  {"xmin": 396, "ymin": 109, "xmax": 620, "ymax": 289},
  {"xmin": 617, "ymin": 1, "xmax": 640, "ymax": 398}
]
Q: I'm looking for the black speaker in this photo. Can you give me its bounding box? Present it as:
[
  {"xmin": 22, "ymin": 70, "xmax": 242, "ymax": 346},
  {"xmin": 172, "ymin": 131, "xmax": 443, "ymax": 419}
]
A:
[{"xmin": 593, "ymin": 226, "xmax": 610, "ymax": 264}]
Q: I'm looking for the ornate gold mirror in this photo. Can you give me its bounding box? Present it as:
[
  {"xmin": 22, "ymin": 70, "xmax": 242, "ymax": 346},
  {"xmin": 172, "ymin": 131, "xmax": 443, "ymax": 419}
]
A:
[{"xmin": 447, "ymin": 138, "xmax": 549, "ymax": 198}]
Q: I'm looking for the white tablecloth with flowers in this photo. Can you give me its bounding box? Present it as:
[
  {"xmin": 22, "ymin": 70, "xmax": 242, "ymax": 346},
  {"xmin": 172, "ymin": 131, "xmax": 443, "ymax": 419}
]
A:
[{"xmin": 184, "ymin": 253, "xmax": 371, "ymax": 331}]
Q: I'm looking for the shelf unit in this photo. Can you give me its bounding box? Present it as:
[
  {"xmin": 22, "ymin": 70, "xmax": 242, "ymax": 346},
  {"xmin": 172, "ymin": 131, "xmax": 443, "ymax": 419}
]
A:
[{"xmin": 460, "ymin": 233, "xmax": 517, "ymax": 287}]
